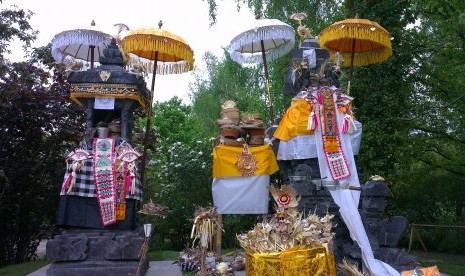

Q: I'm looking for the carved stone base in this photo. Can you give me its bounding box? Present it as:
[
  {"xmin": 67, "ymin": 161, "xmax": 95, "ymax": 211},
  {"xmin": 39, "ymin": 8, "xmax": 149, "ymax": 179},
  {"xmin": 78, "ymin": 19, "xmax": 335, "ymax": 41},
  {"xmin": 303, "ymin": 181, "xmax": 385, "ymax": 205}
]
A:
[
  {"xmin": 46, "ymin": 228, "xmax": 149, "ymax": 276},
  {"xmin": 47, "ymin": 259, "xmax": 148, "ymax": 276}
]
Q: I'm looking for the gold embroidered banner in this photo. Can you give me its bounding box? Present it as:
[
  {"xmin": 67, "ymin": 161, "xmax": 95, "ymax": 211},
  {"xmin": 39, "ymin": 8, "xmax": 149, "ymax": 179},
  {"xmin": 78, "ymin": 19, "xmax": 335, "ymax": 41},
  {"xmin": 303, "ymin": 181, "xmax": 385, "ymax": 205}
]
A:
[
  {"xmin": 213, "ymin": 144, "xmax": 279, "ymax": 178},
  {"xmin": 70, "ymin": 83, "xmax": 149, "ymax": 110}
]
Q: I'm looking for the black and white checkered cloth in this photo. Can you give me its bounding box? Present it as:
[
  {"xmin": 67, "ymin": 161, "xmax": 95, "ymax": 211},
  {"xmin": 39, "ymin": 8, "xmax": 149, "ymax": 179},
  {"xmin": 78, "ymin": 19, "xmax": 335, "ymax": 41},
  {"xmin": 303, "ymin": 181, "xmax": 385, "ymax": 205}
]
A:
[{"xmin": 61, "ymin": 157, "xmax": 143, "ymax": 201}]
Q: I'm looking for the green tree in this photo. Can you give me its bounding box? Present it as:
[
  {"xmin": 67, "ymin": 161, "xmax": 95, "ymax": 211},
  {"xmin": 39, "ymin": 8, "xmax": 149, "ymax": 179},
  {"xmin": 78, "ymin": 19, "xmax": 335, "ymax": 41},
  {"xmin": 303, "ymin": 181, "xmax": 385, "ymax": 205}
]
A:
[
  {"xmin": 338, "ymin": 0, "xmax": 417, "ymax": 181},
  {"xmin": 190, "ymin": 51, "xmax": 270, "ymax": 128},
  {"xmin": 0, "ymin": 3, "xmax": 84, "ymax": 266},
  {"xmin": 386, "ymin": 1, "xmax": 465, "ymax": 252},
  {"xmin": 0, "ymin": 52, "xmax": 84, "ymax": 266},
  {"xmin": 142, "ymin": 98, "xmax": 215, "ymax": 249}
]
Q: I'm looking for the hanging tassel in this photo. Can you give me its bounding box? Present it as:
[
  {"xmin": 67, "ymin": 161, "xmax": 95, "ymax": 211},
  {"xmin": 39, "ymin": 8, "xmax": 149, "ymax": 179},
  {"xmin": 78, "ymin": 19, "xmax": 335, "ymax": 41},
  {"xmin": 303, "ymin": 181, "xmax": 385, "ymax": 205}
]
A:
[
  {"xmin": 348, "ymin": 116, "xmax": 357, "ymax": 134},
  {"xmin": 131, "ymin": 172, "xmax": 136, "ymax": 195},
  {"xmin": 307, "ymin": 111, "xmax": 318, "ymax": 130},
  {"xmin": 61, "ymin": 173, "xmax": 72, "ymax": 193},
  {"xmin": 342, "ymin": 114, "xmax": 357, "ymax": 134},
  {"xmin": 66, "ymin": 161, "xmax": 83, "ymax": 194},
  {"xmin": 126, "ymin": 162, "xmax": 136, "ymax": 195},
  {"xmin": 67, "ymin": 171, "xmax": 77, "ymax": 194},
  {"xmin": 342, "ymin": 115, "xmax": 349, "ymax": 133},
  {"xmin": 125, "ymin": 171, "xmax": 132, "ymax": 194},
  {"xmin": 317, "ymin": 92, "xmax": 323, "ymax": 105}
]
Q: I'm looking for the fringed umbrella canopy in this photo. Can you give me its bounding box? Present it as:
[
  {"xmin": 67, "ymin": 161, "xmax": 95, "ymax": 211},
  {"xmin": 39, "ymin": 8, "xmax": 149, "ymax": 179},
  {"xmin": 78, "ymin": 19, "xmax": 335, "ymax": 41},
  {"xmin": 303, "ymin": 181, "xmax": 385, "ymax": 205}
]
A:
[
  {"xmin": 318, "ymin": 17, "xmax": 392, "ymax": 94},
  {"xmin": 120, "ymin": 22, "xmax": 195, "ymax": 187},
  {"xmin": 122, "ymin": 27, "xmax": 194, "ymax": 75},
  {"xmin": 51, "ymin": 29, "xmax": 113, "ymax": 67},
  {"xmin": 318, "ymin": 18, "xmax": 392, "ymax": 67},
  {"xmin": 228, "ymin": 18, "xmax": 296, "ymax": 124},
  {"xmin": 228, "ymin": 18, "xmax": 296, "ymax": 65}
]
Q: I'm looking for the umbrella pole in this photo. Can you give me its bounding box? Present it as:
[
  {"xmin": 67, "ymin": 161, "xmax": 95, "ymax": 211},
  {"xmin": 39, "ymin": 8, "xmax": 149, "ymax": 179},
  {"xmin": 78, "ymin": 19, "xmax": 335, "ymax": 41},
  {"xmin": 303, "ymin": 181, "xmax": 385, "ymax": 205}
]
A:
[
  {"xmin": 348, "ymin": 38, "xmax": 356, "ymax": 95},
  {"xmin": 260, "ymin": 40, "xmax": 275, "ymax": 125},
  {"xmin": 141, "ymin": 51, "xmax": 159, "ymax": 185},
  {"xmin": 90, "ymin": 45, "xmax": 95, "ymax": 69}
]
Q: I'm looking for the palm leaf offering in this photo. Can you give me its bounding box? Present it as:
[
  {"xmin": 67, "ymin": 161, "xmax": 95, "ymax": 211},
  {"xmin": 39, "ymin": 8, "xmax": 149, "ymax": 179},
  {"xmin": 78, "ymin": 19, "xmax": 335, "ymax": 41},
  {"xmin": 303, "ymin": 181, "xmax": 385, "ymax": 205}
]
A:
[{"xmin": 237, "ymin": 185, "xmax": 335, "ymax": 253}]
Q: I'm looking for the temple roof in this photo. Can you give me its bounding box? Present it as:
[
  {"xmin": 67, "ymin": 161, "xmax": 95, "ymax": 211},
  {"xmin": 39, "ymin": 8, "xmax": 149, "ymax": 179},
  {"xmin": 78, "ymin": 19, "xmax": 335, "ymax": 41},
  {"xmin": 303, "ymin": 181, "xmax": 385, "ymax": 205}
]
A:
[{"xmin": 66, "ymin": 38, "xmax": 151, "ymax": 109}]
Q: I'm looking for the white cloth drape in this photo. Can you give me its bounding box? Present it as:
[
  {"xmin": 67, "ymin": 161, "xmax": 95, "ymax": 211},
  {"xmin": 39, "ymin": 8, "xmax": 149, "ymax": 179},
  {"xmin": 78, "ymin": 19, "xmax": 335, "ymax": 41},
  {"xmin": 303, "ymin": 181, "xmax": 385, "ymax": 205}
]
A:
[
  {"xmin": 313, "ymin": 88, "xmax": 400, "ymax": 276},
  {"xmin": 212, "ymin": 176, "xmax": 270, "ymax": 214},
  {"xmin": 277, "ymin": 121, "xmax": 362, "ymax": 160}
]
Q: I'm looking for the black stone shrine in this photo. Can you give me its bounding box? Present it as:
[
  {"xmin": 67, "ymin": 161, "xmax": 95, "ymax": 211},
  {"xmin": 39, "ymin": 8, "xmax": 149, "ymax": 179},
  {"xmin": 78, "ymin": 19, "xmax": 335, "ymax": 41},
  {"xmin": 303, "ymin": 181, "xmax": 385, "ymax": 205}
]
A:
[{"xmin": 46, "ymin": 39, "xmax": 152, "ymax": 276}]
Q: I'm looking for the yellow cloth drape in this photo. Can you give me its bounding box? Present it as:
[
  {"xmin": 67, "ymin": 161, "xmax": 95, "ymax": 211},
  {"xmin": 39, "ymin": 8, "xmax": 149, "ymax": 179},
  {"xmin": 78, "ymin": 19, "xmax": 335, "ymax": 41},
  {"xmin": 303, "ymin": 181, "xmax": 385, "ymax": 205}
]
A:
[
  {"xmin": 246, "ymin": 246, "xmax": 336, "ymax": 276},
  {"xmin": 212, "ymin": 144, "xmax": 279, "ymax": 178},
  {"xmin": 273, "ymin": 98, "xmax": 314, "ymax": 141}
]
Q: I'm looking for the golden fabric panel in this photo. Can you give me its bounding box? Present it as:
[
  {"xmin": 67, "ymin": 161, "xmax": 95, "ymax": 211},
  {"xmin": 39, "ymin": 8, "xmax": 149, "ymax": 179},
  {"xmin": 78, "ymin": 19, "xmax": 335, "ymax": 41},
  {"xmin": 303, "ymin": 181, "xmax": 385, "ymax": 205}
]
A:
[
  {"xmin": 273, "ymin": 99, "xmax": 315, "ymax": 141},
  {"xmin": 212, "ymin": 144, "xmax": 279, "ymax": 178},
  {"xmin": 246, "ymin": 246, "xmax": 336, "ymax": 276}
]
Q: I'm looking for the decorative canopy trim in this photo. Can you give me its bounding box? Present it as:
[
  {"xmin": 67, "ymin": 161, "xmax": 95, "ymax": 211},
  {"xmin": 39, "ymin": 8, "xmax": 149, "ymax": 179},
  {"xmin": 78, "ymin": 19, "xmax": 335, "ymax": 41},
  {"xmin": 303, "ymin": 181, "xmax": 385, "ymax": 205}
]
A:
[
  {"xmin": 318, "ymin": 18, "xmax": 392, "ymax": 66},
  {"xmin": 51, "ymin": 29, "xmax": 113, "ymax": 62},
  {"xmin": 122, "ymin": 28, "xmax": 194, "ymax": 73},
  {"xmin": 127, "ymin": 54, "xmax": 192, "ymax": 75},
  {"xmin": 70, "ymin": 83, "xmax": 149, "ymax": 109}
]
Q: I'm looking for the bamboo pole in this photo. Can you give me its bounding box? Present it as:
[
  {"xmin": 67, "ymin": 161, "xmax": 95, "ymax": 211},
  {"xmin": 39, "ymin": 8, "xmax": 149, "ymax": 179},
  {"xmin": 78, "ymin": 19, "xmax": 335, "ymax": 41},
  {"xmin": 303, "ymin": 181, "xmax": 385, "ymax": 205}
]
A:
[
  {"xmin": 215, "ymin": 214, "xmax": 223, "ymax": 257},
  {"xmin": 408, "ymin": 225, "xmax": 414, "ymax": 252}
]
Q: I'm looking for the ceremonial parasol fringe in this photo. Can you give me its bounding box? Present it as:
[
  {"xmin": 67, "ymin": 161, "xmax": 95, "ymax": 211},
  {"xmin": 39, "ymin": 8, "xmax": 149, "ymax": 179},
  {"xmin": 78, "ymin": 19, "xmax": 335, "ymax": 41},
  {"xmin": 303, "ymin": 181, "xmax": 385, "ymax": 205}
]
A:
[
  {"xmin": 122, "ymin": 33, "xmax": 194, "ymax": 73},
  {"xmin": 127, "ymin": 55, "xmax": 192, "ymax": 75},
  {"xmin": 229, "ymin": 26, "xmax": 295, "ymax": 65},
  {"xmin": 51, "ymin": 30, "xmax": 112, "ymax": 62},
  {"xmin": 318, "ymin": 23, "xmax": 392, "ymax": 67},
  {"xmin": 328, "ymin": 49, "xmax": 392, "ymax": 67}
]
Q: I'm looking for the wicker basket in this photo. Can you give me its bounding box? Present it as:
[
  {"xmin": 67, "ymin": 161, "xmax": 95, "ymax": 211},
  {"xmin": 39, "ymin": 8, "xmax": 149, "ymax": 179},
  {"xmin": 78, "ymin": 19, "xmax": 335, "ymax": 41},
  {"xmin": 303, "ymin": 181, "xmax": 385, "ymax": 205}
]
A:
[
  {"xmin": 217, "ymin": 118, "xmax": 240, "ymax": 126},
  {"xmin": 241, "ymin": 113, "xmax": 254, "ymax": 123},
  {"xmin": 247, "ymin": 128, "xmax": 265, "ymax": 137},
  {"xmin": 222, "ymin": 137, "xmax": 245, "ymax": 146},
  {"xmin": 221, "ymin": 125, "xmax": 242, "ymax": 139},
  {"xmin": 249, "ymin": 136, "xmax": 264, "ymax": 145},
  {"xmin": 220, "ymin": 107, "xmax": 240, "ymax": 119},
  {"xmin": 108, "ymin": 119, "xmax": 121, "ymax": 133}
]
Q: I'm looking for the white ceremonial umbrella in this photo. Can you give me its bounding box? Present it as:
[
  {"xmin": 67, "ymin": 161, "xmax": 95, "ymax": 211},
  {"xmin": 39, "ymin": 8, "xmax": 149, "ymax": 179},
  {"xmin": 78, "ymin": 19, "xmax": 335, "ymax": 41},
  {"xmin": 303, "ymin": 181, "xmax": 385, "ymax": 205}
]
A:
[
  {"xmin": 51, "ymin": 21, "xmax": 113, "ymax": 68},
  {"xmin": 228, "ymin": 17, "xmax": 295, "ymax": 123}
]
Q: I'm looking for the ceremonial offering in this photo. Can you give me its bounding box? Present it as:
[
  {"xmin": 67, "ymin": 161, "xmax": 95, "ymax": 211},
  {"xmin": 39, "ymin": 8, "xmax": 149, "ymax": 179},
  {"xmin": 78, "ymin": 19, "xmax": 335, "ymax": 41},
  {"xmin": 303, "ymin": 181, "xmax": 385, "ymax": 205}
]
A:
[{"xmin": 237, "ymin": 185, "xmax": 336, "ymax": 275}]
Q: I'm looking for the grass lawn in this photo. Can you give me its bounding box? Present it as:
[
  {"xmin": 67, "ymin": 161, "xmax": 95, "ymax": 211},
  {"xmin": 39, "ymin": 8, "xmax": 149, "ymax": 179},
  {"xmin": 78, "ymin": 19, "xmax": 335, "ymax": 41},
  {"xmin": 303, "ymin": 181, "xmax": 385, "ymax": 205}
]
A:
[
  {"xmin": 0, "ymin": 251, "xmax": 181, "ymax": 276},
  {"xmin": 149, "ymin": 250, "xmax": 179, "ymax": 261},
  {"xmin": 411, "ymin": 250, "xmax": 465, "ymax": 275},
  {"xmin": 2, "ymin": 249, "xmax": 464, "ymax": 275},
  {"xmin": 0, "ymin": 259, "xmax": 49, "ymax": 276}
]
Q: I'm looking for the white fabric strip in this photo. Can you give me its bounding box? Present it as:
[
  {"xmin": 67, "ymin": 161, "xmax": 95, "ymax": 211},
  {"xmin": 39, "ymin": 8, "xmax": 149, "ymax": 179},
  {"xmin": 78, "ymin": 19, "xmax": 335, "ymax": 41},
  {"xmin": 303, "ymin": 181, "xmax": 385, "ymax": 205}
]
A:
[{"xmin": 313, "ymin": 88, "xmax": 400, "ymax": 276}]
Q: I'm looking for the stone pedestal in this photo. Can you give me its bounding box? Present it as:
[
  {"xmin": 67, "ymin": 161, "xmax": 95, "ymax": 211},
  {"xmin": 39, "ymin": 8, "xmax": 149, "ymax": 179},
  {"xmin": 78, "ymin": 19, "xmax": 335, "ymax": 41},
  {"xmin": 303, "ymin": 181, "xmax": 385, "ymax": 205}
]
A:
[
  {"xmin": 46, "ymin": 228, "xmax": 149, "ymax": 276},
  {"xmin": 283, "ymin": 162, "xmax": 417, "ymax": 271}
]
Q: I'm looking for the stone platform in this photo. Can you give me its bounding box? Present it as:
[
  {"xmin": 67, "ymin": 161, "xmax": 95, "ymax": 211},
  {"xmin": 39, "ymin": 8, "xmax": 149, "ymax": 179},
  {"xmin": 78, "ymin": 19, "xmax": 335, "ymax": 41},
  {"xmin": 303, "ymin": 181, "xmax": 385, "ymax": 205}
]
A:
[{"xmin": 46, "ymin": 228, "xmax": 149, "ymax": 276}]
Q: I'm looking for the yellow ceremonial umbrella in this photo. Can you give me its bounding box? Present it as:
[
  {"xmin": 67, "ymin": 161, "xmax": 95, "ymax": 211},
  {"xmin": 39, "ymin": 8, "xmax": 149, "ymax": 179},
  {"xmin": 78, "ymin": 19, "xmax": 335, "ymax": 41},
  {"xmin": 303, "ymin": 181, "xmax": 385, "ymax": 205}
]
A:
[
  {"xmin": 121, "ymin": 20, "xmax": 195, "ymax": 182},
  {"xmin": 318, "ymin": 17, "xmax": 392, "ymax": 93}
]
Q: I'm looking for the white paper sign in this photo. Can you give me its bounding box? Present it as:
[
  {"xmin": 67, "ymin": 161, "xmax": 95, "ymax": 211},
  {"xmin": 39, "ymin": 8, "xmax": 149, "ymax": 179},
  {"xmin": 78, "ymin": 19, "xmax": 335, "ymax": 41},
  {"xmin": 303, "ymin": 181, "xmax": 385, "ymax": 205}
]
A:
[{"xmin": 94, "ymin": 97, "xmax": 115, "ymax": 110}]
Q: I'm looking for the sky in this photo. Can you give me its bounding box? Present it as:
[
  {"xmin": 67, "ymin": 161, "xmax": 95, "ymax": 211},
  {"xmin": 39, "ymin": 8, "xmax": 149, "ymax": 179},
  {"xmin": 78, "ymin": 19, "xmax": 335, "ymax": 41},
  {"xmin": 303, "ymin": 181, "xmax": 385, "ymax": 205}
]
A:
[{"xmin": 6, "ymin": 0, "xmax": 257, "ymax": 103}]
